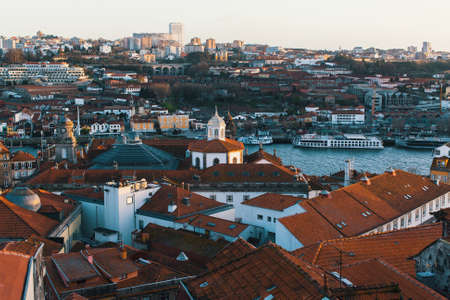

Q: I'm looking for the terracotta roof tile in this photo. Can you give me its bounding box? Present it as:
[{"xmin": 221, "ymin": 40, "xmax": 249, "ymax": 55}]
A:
[
  {"xmin": 175, "ymin": 214, "xmax": 248, "ymax": 238},
  {"xmin": 294, "ymin": 223, "xmax": 444, "ymax": 277},
  {"xmin": 339, "ymin": 258, "xmax": 447, "ymax": 300},
  {"xmin": 242, "ymin": 193, "xmax": 301, "ymax": 211},
  {"xmin": 0, "ymin": 196, "xmax": 58, "ymax": 238},
  {"xmin": 188, "ymin": 138, "xmax": 244, "ymax": 153},
  {"xmin": 279, "ymin": 203, "xmax": 343, "ymax": 247},
  {"xmin": 34, "ymin": 189, "xmax": 77, "ymax": 218},
  {"xmin": 245, "ymin": 149, "xmax": 282, "ymax": 165},
  {"xmin": 206, "ymin": 238, "xmax": 256, "ymax": 270},
  {"xmin": 0, "ymin": 242, "xmax": 33, "ymax": 300},
  {"xmin": 187, "ymin": 243, "xmax": 326, "ymax": 299},
  {"xmin": 279, "ymin": 170, "xmax": 450, "ymax": 245},
  {"xmin": 11, "ymin": 150, "xmax": 36, "ymax": 162},
  {"xmin": 138, "ymin": 185, "xmax": 228, "ymax": 218},
  {"xmin": 196, "ymin": 163, "xmax": 302, "ymax": 183},
  {"xmin": 0, "ymin": 141, "xmax": 9, "ymax": 153}
]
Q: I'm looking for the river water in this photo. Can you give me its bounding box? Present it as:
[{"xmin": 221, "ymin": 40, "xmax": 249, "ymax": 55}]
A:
[{"xmin": 246, "ymin": 144, "xmax": 434, "ymax": 176}]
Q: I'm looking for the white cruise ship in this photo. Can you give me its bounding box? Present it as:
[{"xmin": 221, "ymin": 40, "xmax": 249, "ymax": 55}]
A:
[
  {"xmin": 292, "ymin": 134, "xmax": 383, "ymax": 149},
  {"xmin": 238, "ymin": 131, "xmax": 273, "ymax": 145}
]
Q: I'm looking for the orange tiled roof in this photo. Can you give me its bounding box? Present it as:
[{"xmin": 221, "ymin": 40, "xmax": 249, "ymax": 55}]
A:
[
  {"xmin": 29, "ymin": 234, "xmax": 63, "ymax": 256},
  {"xmin": 138, "ymin": 185, "xmax": 227, "ymax": 218},
  {"xmin": 0, "ymin": 241, "xmax": 36, "ymax": 300},
  {"xmin": 196, "ymin": 163, "xmax": 301, "ymax": 183},
  {"xmin": 188, "ymin": 138, "xmax": 244, "ymax": 153},
  {"xmin": 175, "ymin": 214, "xmax": 248, "ymax": 238},
  {"xmin": 0, "ymin": 141, "xmax": 9, "ymax": 153},
  {"xmin": 187, "ymin": 243, "xmax": 327, "ymax": 299},
  {"xmin": 0, "ymin": 196, "xmax": 58, "ymax": 238},
  {"xmin": 279, "ymin": 170, "xmax": 450, "ymax": 245},
  {"xmin": 242, "ymin": 193, "xmax": 301, "ymax": 211},
  {"xmin": 338, "ymin": 258, "xmax": 446, "ymax": 300},
  {"xmin": 245, "ymin": 149, "xmax": 282, "ymax": 165},
  {"xmin": 11, "ymin": 150, "xmax": 36, "ymax": 162},
  {"xmin": 34, "ymin": 189, "xmax": 77, "ymax": 217},
  {"xmin": 293, "ymin": 223, "xmax": 444, "ymax": 277},
  {"xmin": 279, "ymin": 204, "xmax": 343, "ymax": 247},
  {"xmin": 206, "ymin": 238, "xmax": 256, "ymax": 270}
]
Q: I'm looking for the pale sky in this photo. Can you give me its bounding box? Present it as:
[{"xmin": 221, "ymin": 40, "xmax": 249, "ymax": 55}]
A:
[{"xmin": 2, "ymin": 0, "xmax": 450, "ymax": 51}]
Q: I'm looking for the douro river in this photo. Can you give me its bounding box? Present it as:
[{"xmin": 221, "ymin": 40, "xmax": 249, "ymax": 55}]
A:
[{"xmin": 246, "ymin": 144, "xmax": 433, "ymax": 176}]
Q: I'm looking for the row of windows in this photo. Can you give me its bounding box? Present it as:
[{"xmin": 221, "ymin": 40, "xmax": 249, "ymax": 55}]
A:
[
  {"xmin": 377, "ymin": 197, "xmax": 448, "ymax": 233},
  {"xmin": 210, "ymin": 194, "xmax": 251, "ymax": 202},
  {"xmin": 257, "ymin": 214, "xmax": 277, "ymax": 223}
]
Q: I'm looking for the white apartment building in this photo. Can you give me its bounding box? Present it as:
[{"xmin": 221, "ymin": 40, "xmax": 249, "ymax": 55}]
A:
[
  {"xmin": 331, "ymin": 110, "xmax": 365, "ymax": 125},
  {"xmin": 236, "ymin": 193, "xmax": 305, "ymax": 242},
  {"xmin": 0, "ymin": 62, "xmax": 86, "ymax": 84},
  {"xmin": 275, "ymin": 169, "xmax": 450, "ymax": 251}
]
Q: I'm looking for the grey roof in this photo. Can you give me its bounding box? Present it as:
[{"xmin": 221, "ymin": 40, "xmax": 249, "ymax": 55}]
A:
[
  {"xmin": 91, "ymin": 142, "xmax": 179, "ymax": 170},
  {"xmin": 5, "ymin": 187, "xmax": 41, "ymax": 212}
]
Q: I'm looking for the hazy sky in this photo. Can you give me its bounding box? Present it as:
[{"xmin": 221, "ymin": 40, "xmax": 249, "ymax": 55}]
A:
[{"xmin": 2, "ymin": 0, "xmax": 449, "ymax": 51}]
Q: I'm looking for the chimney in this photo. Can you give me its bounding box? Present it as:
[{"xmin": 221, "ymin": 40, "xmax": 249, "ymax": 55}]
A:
[
  {"xmin": 245, "ymin": 148, "xmax": 248, "ymax": 156},
  {"xmin": 273, "ymin": 149, "xmax": 277, "ymax": 157},
  {"xmin": 344, "ymin": 159, "xmax": 352, "ymax": 186},
  {"xmin": 320, "ymin": 190, "xmax": 331, "ymax": 198},
  {"xmin": 386, "ymin": 167, "xmax": 396, "ymax": 176},
  {"xmin": 361, "ymin": 174, "xmax": 371, "ymax": 185},
  {"xmin": 120, "ymin": 247, "xmax": 127, "ymax": 260},
  {"xmin": 168, "ymin": 200, "xmax": 177, "ymax": 213},
  {"xmin": 87, "ymin": 255, "xmax": 94, "ymax": 265}
]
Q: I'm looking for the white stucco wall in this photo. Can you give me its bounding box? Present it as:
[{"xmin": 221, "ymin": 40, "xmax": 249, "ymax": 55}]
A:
[
  {"xmin": 195, "ymin": 191, "xmax": 265, "ymax": 210},
  {"xmin": 80, "ymin": 201, "xmax": 104, "ymax": 237},
  {"xmin": 103, "ymin": 183, "xmax": 160, "ymax": 245},
  {"xmin": 236, "ymin": 203, "xmax": 305, "ymax": 234},
  {"xmin": 276, "ymin": 221, "xmax": 303, "ymax": 251}
]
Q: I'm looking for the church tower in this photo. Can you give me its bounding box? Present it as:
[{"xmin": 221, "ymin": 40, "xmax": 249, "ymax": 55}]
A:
[
  {"xmin": 188, "ymin": 107, "xmax": 244, "ymax": 170},
  {"xmin": 55, "ymin": 115, "xmax": 78, "ymax": 163},
  {"xmin": 207, "ymin": 106, "xmax": 226, "ymax": 141}
]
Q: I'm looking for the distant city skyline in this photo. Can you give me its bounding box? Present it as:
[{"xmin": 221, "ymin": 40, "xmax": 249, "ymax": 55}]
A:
[{"xmin": 1, "ymin": 0, "xmax": 449, "ymax": 51}]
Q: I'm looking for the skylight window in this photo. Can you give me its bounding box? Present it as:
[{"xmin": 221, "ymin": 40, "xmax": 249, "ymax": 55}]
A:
[
  {"xmin": 229, "ymin": 224, "xmax": 237, "ymax": 229},
  {"xmin": 207, "ymin": 222, "xmax": 216, "ymax": 227},
  {"xmin": 200, "ymin": 281, "xmax": 208, "ymax": 288}
]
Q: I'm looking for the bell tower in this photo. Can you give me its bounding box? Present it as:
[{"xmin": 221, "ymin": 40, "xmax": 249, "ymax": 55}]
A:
[{"xmin": 207, "ymin": 106, "xmax": 226, "ymax": 141}]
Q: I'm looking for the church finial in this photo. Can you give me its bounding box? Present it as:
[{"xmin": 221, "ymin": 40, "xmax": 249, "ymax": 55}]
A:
[{"xmin": 215, "ymin": 105, "xmax": 218, "ymax": 116}]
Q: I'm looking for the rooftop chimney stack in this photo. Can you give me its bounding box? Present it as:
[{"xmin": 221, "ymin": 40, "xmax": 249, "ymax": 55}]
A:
[
  {"xmin": 120, "ymin": 247, "xmax": 127, "ymax": 260},
  {"xmin": 386, "ymin": 167, "xmax": 396, "ymax": 176},
  {"xmin": 344, "ymin": 159, "xmax": 352, "ymax": 186},
  {"xmin": 361, "ymin": 174, "xmax": 371, "ymax": 185}
]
